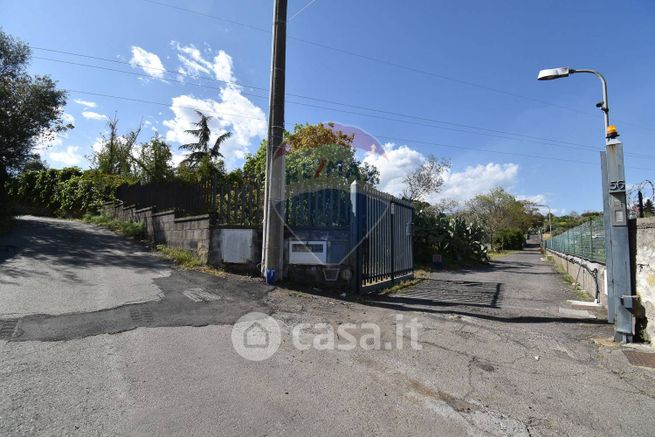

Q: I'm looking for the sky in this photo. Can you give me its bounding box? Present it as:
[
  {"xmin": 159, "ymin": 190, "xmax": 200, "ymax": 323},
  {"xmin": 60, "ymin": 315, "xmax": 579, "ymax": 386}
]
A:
[{"xmin": 2, "ymin": 0, "xmax": 654, "ymax": 214}]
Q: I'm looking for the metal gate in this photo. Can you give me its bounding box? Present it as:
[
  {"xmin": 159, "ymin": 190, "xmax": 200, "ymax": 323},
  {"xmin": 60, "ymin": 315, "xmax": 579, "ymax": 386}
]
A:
[{"xmin": 351, "ymin": 182, "xmax": 414, "ymax": 293}]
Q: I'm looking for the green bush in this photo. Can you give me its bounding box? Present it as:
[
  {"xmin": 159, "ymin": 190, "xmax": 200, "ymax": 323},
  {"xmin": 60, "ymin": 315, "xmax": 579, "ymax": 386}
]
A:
[
  {"xmin": 413, "ymin": 204, "xmax": 488, "ymax": 266},
  {"xmin": 83, "ymin": 214, "xmax": 145, "ymax": 240},
  {"xmin": 8, "ymin": 168, "xmax": 131, "ymax": 217},
  {"xmin": 492, "ymin": 228, "xmax": 525, "ymax": 251}
]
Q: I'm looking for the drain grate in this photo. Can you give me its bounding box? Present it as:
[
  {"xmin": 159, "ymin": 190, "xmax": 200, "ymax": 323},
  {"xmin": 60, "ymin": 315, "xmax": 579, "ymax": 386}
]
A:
[
  {"xmin": 0, "ymin": 320, "xmax": 18, "ymax": 339},
  {"xmin": 623, "ymin": 350, "xmax": 655, "ymax": 368},
  {"xmin": 129, "ymin": 308, "xmax": 154, "ymax": 324}
]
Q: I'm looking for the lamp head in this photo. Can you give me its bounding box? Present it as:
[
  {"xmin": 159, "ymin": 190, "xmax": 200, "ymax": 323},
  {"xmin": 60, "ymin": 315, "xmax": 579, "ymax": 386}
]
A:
[{"xmin": 537, "ymin": 67, "xmax": 571, "ymax": 81}]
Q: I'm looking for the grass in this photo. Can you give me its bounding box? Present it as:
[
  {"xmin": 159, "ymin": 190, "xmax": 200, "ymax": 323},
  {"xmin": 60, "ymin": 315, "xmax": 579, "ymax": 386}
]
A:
[
  {"xmin": 154, "ymin": 244, "xmax": 225, "ymax": 276},
  {"xmin": 380, "ymin": 276, "xmax": 424, "ymax": 295},
  {"xmin": 155, "ymin": 244, "xmax": 204, "ymax": 269},
  {"xmin": 488, "ymin": 250, "xmax": 518, "ymax": 261},
  {"xmin": 545, "ymin": 254, "xmax": 593, "ymax": 301},
  {"xmin": 83, "ymin": 213, "xmax": 145, "ymax": 240}
]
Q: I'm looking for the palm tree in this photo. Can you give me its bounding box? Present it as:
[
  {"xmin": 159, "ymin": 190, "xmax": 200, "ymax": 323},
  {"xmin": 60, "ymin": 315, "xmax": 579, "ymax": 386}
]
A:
[{"xmin": 180, "ymin": 110, "xmax": 231, "ymax": 169}]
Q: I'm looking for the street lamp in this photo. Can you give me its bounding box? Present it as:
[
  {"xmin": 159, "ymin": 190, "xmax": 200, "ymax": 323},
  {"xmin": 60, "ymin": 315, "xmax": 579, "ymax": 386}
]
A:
[
  {"xmin": 535, "ymin": 204, "xmax": 552, "ymax": 236},
  {"xmin": 537, "ymin": 67, "xmax": 610, "ymax": 129},
  {"xmin": 537, "ymin": 66, "xmax": 634, "ymax": 342}
]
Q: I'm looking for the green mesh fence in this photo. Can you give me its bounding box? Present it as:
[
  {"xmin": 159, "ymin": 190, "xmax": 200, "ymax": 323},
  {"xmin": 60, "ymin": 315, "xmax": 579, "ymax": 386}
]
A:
[{"xmin": 544, "ymin": 217, "xmax": 606, "ymax": 264}]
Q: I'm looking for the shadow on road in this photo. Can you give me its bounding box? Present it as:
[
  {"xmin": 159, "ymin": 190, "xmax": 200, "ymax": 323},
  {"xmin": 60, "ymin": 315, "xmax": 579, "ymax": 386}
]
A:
[{"xmin": 0, "ymin": 217, "xmax": 163, "ymax": 275}]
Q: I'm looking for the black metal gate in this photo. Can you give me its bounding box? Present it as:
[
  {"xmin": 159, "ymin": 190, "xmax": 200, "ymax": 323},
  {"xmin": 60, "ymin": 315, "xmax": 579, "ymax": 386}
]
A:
[{"xmin": 352, "ymin": 183, "xmax": 414, "ymax": 293}]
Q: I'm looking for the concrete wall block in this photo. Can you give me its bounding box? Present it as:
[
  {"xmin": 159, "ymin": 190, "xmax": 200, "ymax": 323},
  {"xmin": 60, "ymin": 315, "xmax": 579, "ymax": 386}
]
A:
[{"xmin": 635, "ymin": 218, "xmax": 655, "ymax": 343}]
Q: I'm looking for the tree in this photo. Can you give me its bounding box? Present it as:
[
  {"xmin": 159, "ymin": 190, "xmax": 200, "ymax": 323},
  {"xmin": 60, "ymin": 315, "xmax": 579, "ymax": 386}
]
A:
[
  {"xmin": 92, "ymin": 116, "xmax": 140, "ymax": 178},
  {"xmin": 0, "ymin": 29, "xmax": 69, "ymax": 203},
  {"xmin": 20, "ymin": 153, "xmax": 48, "ymax": 172},
  {"xmin": 463, "ymin": 187, "xmax": 537, "ymax": 247},
  {"xmin": 643, "ymin": 199, "xmax": 655, "ymax": 218},
  {"xmin": 242, "ymin": 122, "xmax": 379, "ymax": 186},
  {"xmin": 132, "ymin": 136, "xmax": 173, "ymax": 183},
  {"xmin": 402, "ymin": 155, "xmax": 450, "ymax": 202},
  {"xmin": 242, "ymin": 139, "xmax": 267, "ymax": 184},
  {"xmin": 179, "ymin": 110, "xmax": 231, "ymax": 180}
]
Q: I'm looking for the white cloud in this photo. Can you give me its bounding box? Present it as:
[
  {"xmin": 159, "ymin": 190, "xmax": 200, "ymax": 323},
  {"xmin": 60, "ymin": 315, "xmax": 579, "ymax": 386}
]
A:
[
  {"xmin": 173, "ymin": 41, "xmax": 235, "ymax": 83},
  {"xmin": 62, "ymin": 112, "xmax": 75, "ymax": 125},
  {"xmin": 363, "ymin": 143, "xmax": 424, "ymax": 195},
  {"xmin": 91, "ymin": 137, "xmax": 105, "ymax": 154},
  {"xmin": 73, "ymin": 99, "xmax": 97, "ymax": 108},
  {"xmin": 82, "ymin": 111, "xmax": 109, "ymax": 121},
  {"xmin": 129, "ymin": 46, "xmax": 165, "ymax": 79},
  {"xmin": 432, "ymin": 163, "xmax": 519, "ymax": 203},
  {"xmin": 363, "ymin": 143, "xmax": 523, "ymax": 204},
  {"xmin": 47, "ymin": 146, "xmax": 82, "ymax": 166},
  {"xmin": 211, "ymin": 50, "xmax": 235, "ymax": 83},
  {"xmin": 517, "ymin": 193, "xmax": 547, "ymax": 206},
  {"xmin": 163, "ymin": 46, "xmax": 265, "ymax": 169}
]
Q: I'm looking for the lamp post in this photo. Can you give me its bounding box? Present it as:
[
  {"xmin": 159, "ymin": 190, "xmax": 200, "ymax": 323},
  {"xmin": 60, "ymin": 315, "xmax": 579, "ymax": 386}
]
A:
[
  {"xmin": 536, "ymin": 204, "xmax": 552, "ymax": 236},
  {"xmin": 537, "ymin": 67, "xmax": 609, "ymax": 129},
  {"xmin": 537, "ymin": 67, "xmax": 634, "ymax": 342}
]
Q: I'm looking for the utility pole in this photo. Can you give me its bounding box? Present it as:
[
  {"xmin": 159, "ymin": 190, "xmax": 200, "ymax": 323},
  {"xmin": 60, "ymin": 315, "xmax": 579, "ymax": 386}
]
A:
[{"xmin": 262, "ymin": 0, "xmax": 288, "ymax": 283}]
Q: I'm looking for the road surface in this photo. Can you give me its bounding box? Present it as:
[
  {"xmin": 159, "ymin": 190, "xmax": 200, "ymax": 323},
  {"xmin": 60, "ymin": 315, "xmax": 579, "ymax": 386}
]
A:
[{"xmin": 1, "ymin": 216, "xmax": 655, "ymax": 436}]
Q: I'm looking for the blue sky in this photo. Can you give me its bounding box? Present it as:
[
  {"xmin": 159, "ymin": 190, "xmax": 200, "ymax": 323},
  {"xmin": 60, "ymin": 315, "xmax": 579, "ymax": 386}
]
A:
[{"xmin": 2, "ymin": 0, "xmax": 654, "ymax": 214}]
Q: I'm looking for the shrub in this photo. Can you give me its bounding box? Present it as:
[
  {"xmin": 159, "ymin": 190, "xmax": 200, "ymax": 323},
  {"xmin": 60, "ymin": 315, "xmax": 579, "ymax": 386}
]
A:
[
  {"xmin": 8, "ymin": 168, "xmax": 132, "ymax": 217},
  {"xmin": 83, "ymin": 214, "xmax": 145, "ymax": 240},
  {"xmin": 492, "ymin": 228, "xmax": 525, "ymax": 251},
  {"xmin": 413, "ymin": 205, "xmax": 488, "ymax": 266}
]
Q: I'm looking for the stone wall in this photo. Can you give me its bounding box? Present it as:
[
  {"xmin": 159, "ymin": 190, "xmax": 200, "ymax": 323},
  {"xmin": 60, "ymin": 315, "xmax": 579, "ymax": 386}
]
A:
[
  {"xmin": 545, "ymin": 249, "xmax": 607, "ymax": 306},
  {"xmin": 635, "ymin": 217, "xmax": 655, "ymax": 342},
  {"xmin": 100, "ymin": 201, "xmax": 256, "ymax": 269},
  {"xmin": 99, "ymin": 202, "xmax": 353, "ymax": 289}
]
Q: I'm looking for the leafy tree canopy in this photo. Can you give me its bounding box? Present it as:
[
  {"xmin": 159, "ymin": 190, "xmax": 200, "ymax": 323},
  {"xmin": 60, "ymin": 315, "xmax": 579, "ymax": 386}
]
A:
[
  {"xmin": 0, "ymin": 29, "xmax": 69, "ymax": 178},
  {"xmin": 462, "ymin": 187, "xmax": 539, "ymax": 245},
  {"xmin": 243, "ymin": 122, "xmax": 379, "ymax": 186}
]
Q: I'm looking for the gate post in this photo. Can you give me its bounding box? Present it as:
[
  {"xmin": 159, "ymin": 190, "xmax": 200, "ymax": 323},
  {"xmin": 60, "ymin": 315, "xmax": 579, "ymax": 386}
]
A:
[
  {"xmin": 349, "ymin": 181, "xmax": 364, "ymax": 294},
  {"xmin": 390, "ymin": 201, "xmax": 395, "ymax": 284}
]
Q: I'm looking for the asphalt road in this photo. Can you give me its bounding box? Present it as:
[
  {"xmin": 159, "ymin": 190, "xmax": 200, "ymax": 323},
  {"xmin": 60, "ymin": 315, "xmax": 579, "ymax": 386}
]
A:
[{"xmin": 2, "ymin": 217, "xmax": 655, "ymax": 436}]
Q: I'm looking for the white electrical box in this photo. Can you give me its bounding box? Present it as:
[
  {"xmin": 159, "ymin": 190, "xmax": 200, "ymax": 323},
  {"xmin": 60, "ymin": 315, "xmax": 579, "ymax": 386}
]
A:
[{"xmin": 288, "ymin": 240, "xmax": 327, "ymax": 265}]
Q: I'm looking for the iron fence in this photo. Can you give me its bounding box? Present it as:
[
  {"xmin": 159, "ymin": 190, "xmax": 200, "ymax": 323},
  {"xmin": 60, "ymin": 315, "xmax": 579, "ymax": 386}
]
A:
[
  {"xmin": 285, "ymin": 179, "xmax": 351, "ymax": 229},
  {"xmin": 544, "ymin": 217, "xmax": 606, "ymax": 264},
  {"xmin": 353, "ymin": 182, "xmax": 414, "ymax": 292},
  {"xmin": 115, "ymin": 178, "xmax": 350, "ymax": 229},
  {"xmin": 115, "ymin": 180, "xmax": 263, "ymax": 227}
]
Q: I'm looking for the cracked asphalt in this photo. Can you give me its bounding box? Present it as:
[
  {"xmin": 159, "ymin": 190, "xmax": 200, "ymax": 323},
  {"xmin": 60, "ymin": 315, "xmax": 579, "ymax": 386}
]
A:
[{"xmin": 2, "ymin": 216, "xmax": 655, "ymax": 436}]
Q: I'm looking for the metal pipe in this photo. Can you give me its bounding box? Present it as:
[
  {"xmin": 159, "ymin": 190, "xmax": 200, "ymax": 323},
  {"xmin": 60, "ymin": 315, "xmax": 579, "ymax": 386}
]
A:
[{"xmin": 570, "ymin": 69, "xmax": 610, "ymax": 129}]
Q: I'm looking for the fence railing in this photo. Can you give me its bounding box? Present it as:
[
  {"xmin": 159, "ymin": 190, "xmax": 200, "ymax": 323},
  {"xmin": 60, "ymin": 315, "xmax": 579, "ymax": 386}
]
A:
[
  {"xmin": 285, "ymin": 179, "xmax": 351, "ymax": 229},
  {"xmin": 115, "ymin": 180, "xmax": 263, "ymax": 227},
  {"xmin": 115, "ymin": 178, "xmax": 353, "ymax": 229},
  {"xmin": 116, "ymin": 180, "xmax": 213, "ymax": 216},
  {"xmin": 544, "ymin": 217, "xmax": 606, "ymax": 264}
]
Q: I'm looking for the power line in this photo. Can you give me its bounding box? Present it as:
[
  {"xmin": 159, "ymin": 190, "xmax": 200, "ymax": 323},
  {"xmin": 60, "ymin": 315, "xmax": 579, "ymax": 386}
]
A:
[
  {"xmin": 289, "ymin": 0, "xmax": 318, "ymax": 20},
  {"xmin": 33, "ymin": 47, "xmax": 655, "ymax": 159},
  {"xmin": 138, "ymin": 0, "xmax": 654, "ymax": 133},
  {"xmin": 32, "ymin": 46, "xmax": 592, "ymax": 149},
  {"xmin": 371, "ymin": 133, "xmax": 654, "ymax": 173},
  {"xmin": 37, "ymin": 53, "xmax": 655, "ymax": 159},
  {"xmin": 64, "ymin": 88, "xmax": 654, "ymax": 172},
  {"xmin": 68, "ymin": 89, "xmax": 267, "ymax": 123}
]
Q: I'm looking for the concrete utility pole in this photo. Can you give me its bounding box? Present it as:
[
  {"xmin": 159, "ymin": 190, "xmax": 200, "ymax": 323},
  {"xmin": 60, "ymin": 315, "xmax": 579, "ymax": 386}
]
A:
[
  {"xmin": 537, "ymin": 66, "xmax": 635, "ymax": 341},
  {"xmin": 262, "ymin": 0, "xmax": 288, "ymax": 283}
]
